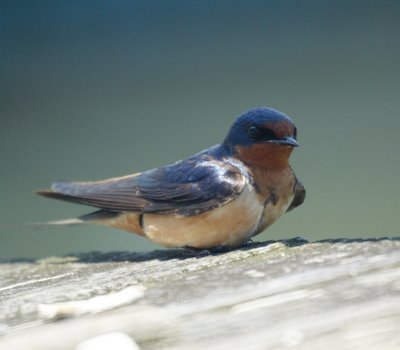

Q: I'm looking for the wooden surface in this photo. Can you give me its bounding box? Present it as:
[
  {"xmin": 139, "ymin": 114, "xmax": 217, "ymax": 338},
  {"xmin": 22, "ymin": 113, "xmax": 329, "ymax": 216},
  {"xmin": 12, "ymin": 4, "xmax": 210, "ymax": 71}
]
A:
[{"xmin": 0, "ymin": 237, "xmax": 399, "ymax": 349}]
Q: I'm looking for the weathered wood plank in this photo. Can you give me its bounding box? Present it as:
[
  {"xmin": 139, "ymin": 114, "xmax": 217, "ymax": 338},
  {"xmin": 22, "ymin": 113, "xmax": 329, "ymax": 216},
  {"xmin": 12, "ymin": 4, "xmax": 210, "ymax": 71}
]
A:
[{"xmin": 0, "ymin": 238, "xmax": 399, "ymax": 349}]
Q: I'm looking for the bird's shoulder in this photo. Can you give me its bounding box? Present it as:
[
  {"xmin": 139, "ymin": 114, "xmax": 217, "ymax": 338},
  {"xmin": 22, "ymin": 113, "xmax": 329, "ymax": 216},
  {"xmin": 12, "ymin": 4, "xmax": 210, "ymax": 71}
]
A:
[{"xmin": 139, "ymin": 145, "xmax": 250, "ymax": 187}]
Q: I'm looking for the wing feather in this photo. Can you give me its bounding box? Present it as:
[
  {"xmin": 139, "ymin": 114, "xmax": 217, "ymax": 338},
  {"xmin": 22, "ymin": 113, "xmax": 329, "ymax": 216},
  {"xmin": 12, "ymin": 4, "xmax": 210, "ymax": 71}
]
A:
[
  {"xmin": 286, "ymin": 178, "xmax": 305, "ymax": 212},
  {"xmin": 37, "ymin": 156, "xmax": 247, "ymax": 216}
]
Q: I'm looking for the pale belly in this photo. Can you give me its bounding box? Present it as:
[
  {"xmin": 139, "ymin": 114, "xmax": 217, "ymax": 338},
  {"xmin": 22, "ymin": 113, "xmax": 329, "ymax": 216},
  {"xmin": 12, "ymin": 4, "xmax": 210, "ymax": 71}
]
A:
[
  {"xmin": 143, "ymin": 185, "xmax": 264, "ymax": 249},
  {"xmin": 100, "ymin": 184, "xmax": 293, "ymax": 249}
]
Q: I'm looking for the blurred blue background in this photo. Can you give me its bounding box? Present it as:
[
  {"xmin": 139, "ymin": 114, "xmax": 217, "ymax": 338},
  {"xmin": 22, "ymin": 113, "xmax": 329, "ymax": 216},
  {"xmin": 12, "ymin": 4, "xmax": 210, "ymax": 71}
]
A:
[{"xmin": 1, "ymin": 1, "xmax": 399, "ymax": 258}]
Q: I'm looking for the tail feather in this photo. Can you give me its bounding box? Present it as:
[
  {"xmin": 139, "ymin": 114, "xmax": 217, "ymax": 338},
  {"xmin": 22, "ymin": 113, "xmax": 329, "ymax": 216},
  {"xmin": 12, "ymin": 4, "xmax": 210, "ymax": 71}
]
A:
[
  {"xmin": 0, "ymin": 210, "xmax": 120, "ymax": 230},
  {"xmin": 0, "ymin": 218, "xmax": 85, "ymax": 230},
  {"xmin": 39, "ymin": 210, "xmax": 120, "ymax": 227},
  {"xmin": 31, "ymin": 217, "xmax": 86, "ymax": 228}
]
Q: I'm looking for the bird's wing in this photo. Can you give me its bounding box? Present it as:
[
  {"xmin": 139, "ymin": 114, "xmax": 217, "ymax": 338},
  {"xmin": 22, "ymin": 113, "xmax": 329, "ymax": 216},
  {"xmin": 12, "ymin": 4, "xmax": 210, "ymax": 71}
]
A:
[
  {"xmin": 286, "ymin": 178, "xmax": 305, "ymax": 212},
  {"xmin": 37, "ymin": 157, "xmax": 247, "ymax": 216}
]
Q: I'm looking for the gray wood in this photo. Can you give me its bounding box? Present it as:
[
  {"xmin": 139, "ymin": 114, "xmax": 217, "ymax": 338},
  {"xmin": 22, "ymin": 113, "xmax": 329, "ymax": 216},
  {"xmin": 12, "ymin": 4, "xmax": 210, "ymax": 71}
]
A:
[{"xmin": 0, "ymin": 238, "xmax": 399, "ymax": 349}]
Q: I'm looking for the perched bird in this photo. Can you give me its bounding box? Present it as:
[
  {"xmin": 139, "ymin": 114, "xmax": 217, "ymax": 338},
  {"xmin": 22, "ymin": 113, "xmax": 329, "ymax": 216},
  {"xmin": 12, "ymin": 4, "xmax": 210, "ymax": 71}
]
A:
[{"xmin": 37, "ymin": 107, "xmax": 305, "ymax": 249}]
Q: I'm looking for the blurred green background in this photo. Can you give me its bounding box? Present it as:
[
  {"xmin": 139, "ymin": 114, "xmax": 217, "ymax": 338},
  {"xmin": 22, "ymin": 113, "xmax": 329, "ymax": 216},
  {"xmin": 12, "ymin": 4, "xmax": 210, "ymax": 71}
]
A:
[{"xmin": 1, "ymin": 1, "xmax": 399, "ymax": 258}]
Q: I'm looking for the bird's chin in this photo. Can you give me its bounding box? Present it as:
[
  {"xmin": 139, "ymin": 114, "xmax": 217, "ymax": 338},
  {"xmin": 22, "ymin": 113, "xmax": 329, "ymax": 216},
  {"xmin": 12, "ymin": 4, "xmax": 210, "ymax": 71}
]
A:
[
  {"xmin": 235, "ymin": 143, "xmax": 293, "ymax": 169},
  {"xmin": 271, "ymin": 144, "xmax": 294, "ymax": 156}
]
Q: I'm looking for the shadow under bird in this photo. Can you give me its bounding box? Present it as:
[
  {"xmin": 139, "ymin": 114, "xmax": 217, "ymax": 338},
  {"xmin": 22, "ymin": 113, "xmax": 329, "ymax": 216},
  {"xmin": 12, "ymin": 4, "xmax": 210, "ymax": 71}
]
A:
[{"xmin": 37, "ymin": 107, "xmax": 305, "ymax": 249}]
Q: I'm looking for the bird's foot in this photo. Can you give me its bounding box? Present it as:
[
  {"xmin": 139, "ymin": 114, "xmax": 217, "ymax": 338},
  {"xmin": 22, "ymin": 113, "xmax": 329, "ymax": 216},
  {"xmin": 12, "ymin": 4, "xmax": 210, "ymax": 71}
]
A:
[
  {"xmin": 246, "ymin": 238, "xmax": 255, "ymax": 245},
  {"xmin": 177, "ymin": 245, "xmax": 233, "ymax": 258},
  {"xmin": 176, "ymin": 246, "xmax": 211, "ymax": 258}
]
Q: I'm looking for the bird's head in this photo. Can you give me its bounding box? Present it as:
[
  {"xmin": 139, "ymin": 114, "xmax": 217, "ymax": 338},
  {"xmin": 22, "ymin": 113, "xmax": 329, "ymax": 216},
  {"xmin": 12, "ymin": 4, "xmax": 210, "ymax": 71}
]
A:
[{"xmin": 223, "ymin": 107, "xmax": 299, "ymax": 169}]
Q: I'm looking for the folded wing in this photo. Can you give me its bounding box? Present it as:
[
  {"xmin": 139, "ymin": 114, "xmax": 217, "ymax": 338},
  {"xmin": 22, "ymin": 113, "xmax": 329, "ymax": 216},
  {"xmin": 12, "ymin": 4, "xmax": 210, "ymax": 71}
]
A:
[{"xmin": 37, "ymin": 157, "xmax": 247, "ymax": 217}]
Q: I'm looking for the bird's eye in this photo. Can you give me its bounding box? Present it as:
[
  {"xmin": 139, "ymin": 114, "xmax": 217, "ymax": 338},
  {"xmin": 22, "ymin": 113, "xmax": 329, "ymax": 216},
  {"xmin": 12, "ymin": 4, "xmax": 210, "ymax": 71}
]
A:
[
  {"xmin": 248, "ymin": 125, "xmax": 277, "ymax": 141},
  {"xmin": 262, "ymin": 128, "xmax": 276, "ymax": 140},
  {"xmin": 248, "ymin": 126, "xmax": 260, "ymax": 139},
  {"xmin": 293, "ymin": 127, "xmax": 297, "ymax": 139}
]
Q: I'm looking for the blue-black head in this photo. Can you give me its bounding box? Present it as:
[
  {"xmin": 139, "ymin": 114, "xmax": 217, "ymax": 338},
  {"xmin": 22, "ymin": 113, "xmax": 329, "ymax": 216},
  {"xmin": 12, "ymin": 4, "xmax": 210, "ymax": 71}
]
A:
[{"xmin": 223, "ymin": 107, "xmax": 298, "ymax": 153}]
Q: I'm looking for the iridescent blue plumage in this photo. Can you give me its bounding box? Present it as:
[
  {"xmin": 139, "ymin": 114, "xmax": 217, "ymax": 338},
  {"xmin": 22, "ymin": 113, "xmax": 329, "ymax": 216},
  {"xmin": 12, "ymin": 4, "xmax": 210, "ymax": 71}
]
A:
[
  {"xmin": 46, "ymin": 146, "xmax": 245, "ymax": 216},
  {"xmin": 223, "ymin": 107, "xmax": 296, "ymax": 149}
]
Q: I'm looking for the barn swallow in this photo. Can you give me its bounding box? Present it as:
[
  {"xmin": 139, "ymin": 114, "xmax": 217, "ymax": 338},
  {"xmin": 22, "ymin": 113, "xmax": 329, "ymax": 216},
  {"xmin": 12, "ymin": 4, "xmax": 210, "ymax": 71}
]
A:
[{"xmin": 37, "ymin": 107, "xmax": 305, "ymax": 249}]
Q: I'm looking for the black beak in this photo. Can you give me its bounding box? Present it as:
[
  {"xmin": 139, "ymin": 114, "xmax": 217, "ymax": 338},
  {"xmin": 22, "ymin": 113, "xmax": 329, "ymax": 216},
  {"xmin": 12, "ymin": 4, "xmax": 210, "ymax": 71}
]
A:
[{"xmin": 270, "ymin": 136, "xmax": 299, "ymax": 147}]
